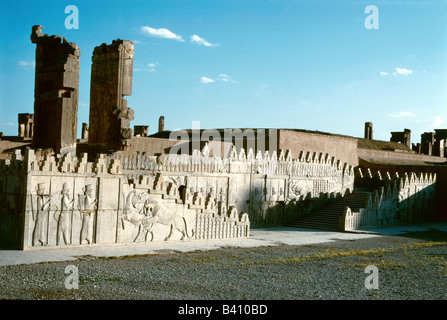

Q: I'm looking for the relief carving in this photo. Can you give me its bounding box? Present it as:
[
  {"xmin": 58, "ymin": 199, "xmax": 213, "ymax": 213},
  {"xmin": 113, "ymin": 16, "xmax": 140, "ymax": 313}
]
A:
[
  {"xmin": 78, "ymin": 184, "xmax": 97, "ymax": 244},
  {"xmin": 144, "ymin": 198, "xmax": 195, "ymax": 241},
  {"xmin": 32, "ymin": 183, "xmax": 52, "ymax": 246},
  {"xmin": 288, "ymin": 181, "xmax": 307, "ymax": 201},
  {"xmin": 122, "ymin": 191, "xmax": 195, "ymax": 242},
  {"xmin": 54, "ymin": 183, "xmax": 74, "ymax": 246}
]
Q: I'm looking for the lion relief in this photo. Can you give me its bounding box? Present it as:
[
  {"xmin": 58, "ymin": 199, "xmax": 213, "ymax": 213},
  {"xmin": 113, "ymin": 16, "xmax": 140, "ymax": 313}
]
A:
[{"xmin": 122, "ymin": 191, "xmax": 195, "ymax": 242}]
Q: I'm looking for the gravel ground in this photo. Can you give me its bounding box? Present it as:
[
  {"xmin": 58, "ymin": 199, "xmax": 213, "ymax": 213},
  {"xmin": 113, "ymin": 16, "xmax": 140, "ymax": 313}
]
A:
[{"xmin": 0, "ymin": 230, "xmax": 446, "ymax": 302}]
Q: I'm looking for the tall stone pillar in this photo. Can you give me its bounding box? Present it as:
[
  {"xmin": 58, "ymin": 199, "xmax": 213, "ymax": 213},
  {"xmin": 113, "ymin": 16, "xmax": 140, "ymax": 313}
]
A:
[
  {"xmin": 88, "ymin": 39, "xmax": 135, "ymax": 154},
  {"xmin": 158, "ymin": 116, "xmax": 165, "ymax": 132},
  {"xmin": 18, "ymin": 113, "xmax": 34, "ymax": 139},
  {"xmin": 421, "ymin": 132, "xmax": 435, "ymax": 155},
  {"xmin": 434, "ymin": 129, "xmax": 447, "ymax": 157},
  {"xmin": 30, "ymin": 25, "xmax": 80, "ymax": 155},
  {"xmin": 364, "ymin": 122, "xmax": 373, "ymax": 140}
]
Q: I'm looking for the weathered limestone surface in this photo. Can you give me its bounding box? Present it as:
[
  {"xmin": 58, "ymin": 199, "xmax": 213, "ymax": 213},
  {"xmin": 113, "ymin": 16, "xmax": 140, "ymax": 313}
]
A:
[
  {"xmin": 88, "ymin": 39, "xmax": 135, "ymax": 153},
  {"xmin": 342, "ymin": 168, "xmax": 436, "ymax": 231},
  {"xmin": 0, "ymin": 146, "xmax": 355, "ymax": 249},
  {"xmin": 31, "ymin": 25, "xmax": 80, "ymax": 155}
]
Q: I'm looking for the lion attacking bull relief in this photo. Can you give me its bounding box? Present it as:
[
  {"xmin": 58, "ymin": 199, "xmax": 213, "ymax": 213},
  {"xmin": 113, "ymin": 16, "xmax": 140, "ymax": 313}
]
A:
[{"xmin": 121, "ymin": 190, "xmax": 195, "ymax": 242}]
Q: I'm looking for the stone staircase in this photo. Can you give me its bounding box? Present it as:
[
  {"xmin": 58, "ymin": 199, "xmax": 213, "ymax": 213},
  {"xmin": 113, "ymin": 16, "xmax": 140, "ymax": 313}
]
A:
[{"xmin": 288, "ymin": 189, "xmax": 372, "ymax": 231}]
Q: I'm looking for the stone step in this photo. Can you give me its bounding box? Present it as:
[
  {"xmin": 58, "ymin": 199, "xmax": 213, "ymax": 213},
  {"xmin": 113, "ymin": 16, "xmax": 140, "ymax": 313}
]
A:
[{"xmin": 288, "ymin": 192, "xmax": 370, "ymax": 231}]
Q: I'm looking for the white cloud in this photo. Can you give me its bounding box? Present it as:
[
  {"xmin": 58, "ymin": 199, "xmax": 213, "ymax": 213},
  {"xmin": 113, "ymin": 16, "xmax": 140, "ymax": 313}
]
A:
[
  {"xmin": 0, "ymin": 122, "xmax": 16, "ymax": 127},
  {"xmin": 200, "ymin": 74, "xmax": 237, "ymax": 84},
  {"xmin": 217, "ymin": 74, "xmax": 236, "ymax": 83},
  {"xmin": 388, "ymin": 111, "xmax": 416, "ymax": 118},
  {"xmin": 140, "ymin": 26, "xmax": 184, "ymax": 42},
  {"xmin": 395, "ymin": 67, "xmax": 413, "ymax": 76},
  {"xmin": 200, "ymin": 76, "xmax": 215, "ymax": 84},
  {"xmin": 17, "ymin": 60, "xmax": 35, "ymax": 69},
  {"xmin": 433, "ymin": 116, "xmax": 444, "ymax": 127},
  {"xmin": 190, "ymin": 35, "xmax": 218, "ymax": 47},
  {"xmin": 380, "ymin": 67, "xmax": 413, "ymax": 77},
  {"xmin": 147, "ymin": 62, "xmax": 159, "ymax": 72}
]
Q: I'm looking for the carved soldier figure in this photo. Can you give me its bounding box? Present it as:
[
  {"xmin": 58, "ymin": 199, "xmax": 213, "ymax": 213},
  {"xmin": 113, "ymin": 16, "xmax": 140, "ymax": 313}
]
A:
[
  {"xmin": 269, "ymin": 187, "xmax": 278, "ymax": 202},
  {"xmin": 194, "ymin": 189, "xmax": 205, "ymax": 207},
  {"xmin": 78, "ymin": 184, "xmax": 96, "ymax": 244},
  {"xmin": 55, "ymin": 183, "xmax": 73, "ymax": 245},
  {"xmin": 206, "ymin": 188, "xmax": 216, "ymax": 210},
  {"xmin": 32, "ymin": 183, "xmax": 51, "ymax": 246}
]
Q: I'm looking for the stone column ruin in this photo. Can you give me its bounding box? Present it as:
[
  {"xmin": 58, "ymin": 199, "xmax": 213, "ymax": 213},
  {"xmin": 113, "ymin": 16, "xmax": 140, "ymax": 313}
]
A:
[
  {"xmin": 364, "ymin": 122, "xmax": 373, "ymax": 140},
  {"xmin": 390, "ymin": 129, "xmax": 411, "ymax": 148},
  {"xmin": 30, "ymin": 25, "xmax": 80, "ymax": 155},
  {"xmin": 18, "ymin": 113, "xmax": 34, "ymax": 139},
  {"xmin": 88, "ymin": 39, "xmax": 135, "ymax": 153},
  {"xmin": 134, "ymin": 125, "xmax": 149, "ymax": 137},
  {"xmin": 421, "ymin": 132, "xmax": 435, "ymax": 156},
  {"xmin": 434, "ymin": 129, "xmax": 447, "ymax": 158},
  {"xmin": 158, "ymin": 116, "xmax": 165, "ymax": 132}
]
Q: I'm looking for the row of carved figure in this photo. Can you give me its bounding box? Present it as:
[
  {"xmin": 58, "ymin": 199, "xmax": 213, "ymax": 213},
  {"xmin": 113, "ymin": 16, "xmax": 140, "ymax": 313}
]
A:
[
  {"xmin": 31, "ymin": 182, "xmax": 97, "ymax": 247},
  {"xmin": 24, "ymin": 174, "xmax": 251, "ymax": 248},
  {"xmin": 342, "ymin": 170, "xmax": 437, "ymax": 231},
  {"xmin": 0, "ymin": 147, "xmax": 354, "ymax": 179}
]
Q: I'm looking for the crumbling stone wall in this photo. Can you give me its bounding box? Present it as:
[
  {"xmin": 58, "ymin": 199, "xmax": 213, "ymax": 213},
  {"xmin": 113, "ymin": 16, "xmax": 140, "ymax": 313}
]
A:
[
  {"xmin": 30, "ymin": 26, "xmax": 80, "ymax": 155},
  {"xmin": 88, "ymin": 40, "xmax": 135, "ymax": 153}
]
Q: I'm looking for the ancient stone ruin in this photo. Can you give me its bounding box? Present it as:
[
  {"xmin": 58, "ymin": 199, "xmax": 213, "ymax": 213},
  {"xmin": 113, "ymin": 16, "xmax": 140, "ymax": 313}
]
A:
[
  {"xmin": 88, "ymin": 39, "xmax": 135, "ymax": 154},
  {"xmin": 18, "ymin": 113, "xmax": 34, "ymax": 139},
  {"xmin": 134, "ymin": 125, "xmax": 149, "ymax": 137},
  {"xmin": 390, "ymin": 129, "xmax": 411, "ymax": 148},
  {"xmin": 0, "ymin": 26, "xmax": 445, "ymax": 250},
  {"xmin": 364, "ymin": 122, "xmax": 373, "ymax": 140},
  {"xmin": 30, "ymin": 25, "xmax": 80, "ymax": 156}
]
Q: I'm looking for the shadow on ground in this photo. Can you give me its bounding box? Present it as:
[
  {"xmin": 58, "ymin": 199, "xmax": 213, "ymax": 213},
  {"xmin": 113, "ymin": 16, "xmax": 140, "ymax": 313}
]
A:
[{"xmin": 397, "ymin": 229, "xmax": 447, "ymax": 242}]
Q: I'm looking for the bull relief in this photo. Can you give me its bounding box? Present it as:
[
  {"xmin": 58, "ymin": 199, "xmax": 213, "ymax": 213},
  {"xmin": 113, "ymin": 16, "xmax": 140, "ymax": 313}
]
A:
[{"xmin": 121, "ymin": 190, "xmax": 195, "ymax": 242}]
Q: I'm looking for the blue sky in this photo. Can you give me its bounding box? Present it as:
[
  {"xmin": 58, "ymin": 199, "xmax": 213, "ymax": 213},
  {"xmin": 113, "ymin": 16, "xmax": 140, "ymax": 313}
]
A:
[{"xmin": 0, "ymin": 0, "xmax": 446, "ymax": 142}]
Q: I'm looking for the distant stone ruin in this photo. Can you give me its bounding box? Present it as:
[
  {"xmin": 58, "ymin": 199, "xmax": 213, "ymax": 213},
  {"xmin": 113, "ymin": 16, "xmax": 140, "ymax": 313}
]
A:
[
  {"xmin": 390, "ymin": 129, "xmax": 411, "ymax": 148},
  {"xmin": 18, "ymin": 113, "xmax": 34, "ymax": 139},
  {"xmin": 0, "ymin": 25, "xmax": 444, "ymax": 250},
  {"xmin": 134, "ymin": 125, "xmax": 149, "ymax": 137}
]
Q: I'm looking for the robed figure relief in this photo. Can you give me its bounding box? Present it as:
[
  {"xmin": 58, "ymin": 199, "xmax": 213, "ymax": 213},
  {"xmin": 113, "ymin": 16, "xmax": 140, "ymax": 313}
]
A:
[
  {"xmin": 32, "ymin": 183, "xmax": 51, "ymax": 246},
  {"xmin": 54, "ymin": 183, "xmax": 74, "ymax": 246},
  {"xmin": 78, "ymin": 184, "xmax": 97, "ymax": 244}
]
